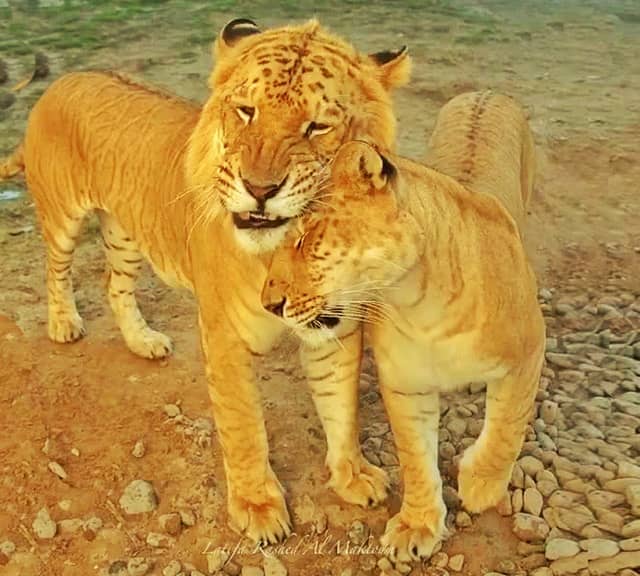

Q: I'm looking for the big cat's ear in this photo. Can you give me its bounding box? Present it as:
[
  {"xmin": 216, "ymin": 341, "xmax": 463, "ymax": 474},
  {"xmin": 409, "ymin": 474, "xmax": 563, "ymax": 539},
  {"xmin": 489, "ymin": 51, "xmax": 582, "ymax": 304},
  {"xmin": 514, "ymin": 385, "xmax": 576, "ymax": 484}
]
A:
[
  {"xmin": 368, "ymin": 45, "xmax": 411, "ymax": 90},
  {"xmin": 214, "ymin": 18, "xmax": 261, "ymax": 60},
  {"xmin": 334, "ymin": 141, "xmax": 397, "ymax": 194}
]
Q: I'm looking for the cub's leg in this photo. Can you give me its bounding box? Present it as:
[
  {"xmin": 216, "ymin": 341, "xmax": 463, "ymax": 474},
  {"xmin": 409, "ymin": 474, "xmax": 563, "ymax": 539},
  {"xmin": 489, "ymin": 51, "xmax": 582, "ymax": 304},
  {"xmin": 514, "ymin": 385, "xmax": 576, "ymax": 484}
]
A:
[
  {"xmin": 375, "ymin": 351, "xmax": 446, "ymax": 561},
  {"xmin": 39, "ymin": 207, "xmax": 87, "ymax": 343},
  {"xmin": 457, "ymin": 353, "xmax": 543, "ymax": 513},
  {"xmin": 198, "ymin": 293, "xmax": 290, "ymax": 545},
  {"xmin": 301, "ymin": 325, "xmax": 389, "ymax": 508},
  {"xmin": 98, "ymin": 211, "xmax": 172, "ymax": 359}
]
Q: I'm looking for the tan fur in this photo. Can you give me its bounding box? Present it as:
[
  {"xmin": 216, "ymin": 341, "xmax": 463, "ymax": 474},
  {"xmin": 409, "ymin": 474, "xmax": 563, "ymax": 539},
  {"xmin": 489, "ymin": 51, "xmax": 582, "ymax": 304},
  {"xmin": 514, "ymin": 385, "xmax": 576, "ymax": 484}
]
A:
[
  {"xmin": 0, "ymin": 19, "xmax": 411, "ymax": 543},
  {"xmin": 262, "ymin": 93, "xmax": 544, "ymax": 560},
  {"xmin": 425, "ymin": 91, "xmax": 536, "ymax": 229}
]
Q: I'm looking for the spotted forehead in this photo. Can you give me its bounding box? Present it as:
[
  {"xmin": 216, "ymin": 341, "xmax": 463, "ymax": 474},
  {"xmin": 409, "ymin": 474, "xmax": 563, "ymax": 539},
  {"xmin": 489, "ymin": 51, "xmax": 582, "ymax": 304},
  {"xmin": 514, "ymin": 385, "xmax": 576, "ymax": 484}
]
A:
[{"xmin": 233, "ymin": 33, "xmax": 364, "ymax": 108}]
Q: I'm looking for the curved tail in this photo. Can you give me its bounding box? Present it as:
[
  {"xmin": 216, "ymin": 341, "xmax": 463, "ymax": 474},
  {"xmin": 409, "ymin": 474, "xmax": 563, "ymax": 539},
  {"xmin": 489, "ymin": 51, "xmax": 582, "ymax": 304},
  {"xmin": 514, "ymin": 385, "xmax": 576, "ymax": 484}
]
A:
[{"xmin": 0, "ymin": 143, "xmax": 25, "ymax": 180}]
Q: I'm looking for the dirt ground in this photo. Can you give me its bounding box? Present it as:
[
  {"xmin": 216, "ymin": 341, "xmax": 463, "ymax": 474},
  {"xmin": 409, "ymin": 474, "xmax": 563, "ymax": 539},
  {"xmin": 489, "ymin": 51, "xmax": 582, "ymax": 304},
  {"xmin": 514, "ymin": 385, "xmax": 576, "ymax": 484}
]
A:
[{"xmin": 0, "ymin": 2, "xmax": 639, "ymax": 576}]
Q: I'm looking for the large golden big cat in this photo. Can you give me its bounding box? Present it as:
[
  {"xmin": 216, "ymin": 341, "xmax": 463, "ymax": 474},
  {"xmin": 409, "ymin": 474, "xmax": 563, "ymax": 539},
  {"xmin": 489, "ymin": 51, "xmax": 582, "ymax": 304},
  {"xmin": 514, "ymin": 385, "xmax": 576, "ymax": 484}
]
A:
[
  {"xmin": 0, "ymin": 18, "xmax": 410, "ymax": 543},
  {"xmin": 262, "ymin": 91, "xmax": 544, "ymax": 560}
]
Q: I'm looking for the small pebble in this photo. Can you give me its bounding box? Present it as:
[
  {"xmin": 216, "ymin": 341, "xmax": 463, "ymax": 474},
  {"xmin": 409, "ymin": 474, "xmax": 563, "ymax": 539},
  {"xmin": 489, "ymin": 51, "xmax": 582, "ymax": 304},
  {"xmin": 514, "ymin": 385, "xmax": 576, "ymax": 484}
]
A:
[
  {"xmin": 159, "ymin": 513, "xmax": 182, "ymax": 536},
  {"xmin": 127, "ymin": 557, "xmax": 152, "ymax": 576},
  {"xmin": 119, "ymin": 480, "xmax": 158, "ymax": 514},
  {"xmin": 32, "ymin": 507, "xmax": 57, "ymax": 539},
  {"xmin": 448, "ymin": 554, "xmax": 464, "ymax": 572},
  {"xmin": 241, "ymin": 568, "xmax": 264, "ymax": 576},
  {"xmin": 48, "ymin": 461, "xmax": 68, "ymax": 480},
  {"xmin": 455, "ymin": 510, "xmax": 472, "ymax": 528},
  {"xmin": 132, "ymin": 440, "xmax": 146, "ymax": 458},
  {"xmin": 523, "ymin": 488, "xmax": 543, "ymax": 517},
  {"xmin": 162, "ymin": 560, "xmax": 181, "ymax": 576},
  {"xmin": 545, "ymin": 538, "xmax": 581, "ymax": 560},
  {"xmin": 163, "ymin": 403, "xmax": 181, "ymax": 417},
  {"xmin": 263, "ymin": 555, "xmax": 287, "ymax": 576}
]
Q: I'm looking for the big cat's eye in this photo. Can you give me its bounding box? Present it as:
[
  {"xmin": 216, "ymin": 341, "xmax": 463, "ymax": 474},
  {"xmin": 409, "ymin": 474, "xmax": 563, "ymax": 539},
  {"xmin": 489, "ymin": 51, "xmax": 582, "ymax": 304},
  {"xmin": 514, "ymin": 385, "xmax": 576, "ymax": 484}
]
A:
[
  {"xmin": 304, "ymin": 121, "xmax": 333, "ymax": 139},
  {"xmin": 236, "ymin": 106, "xmax": 256, "ymax": 124}
]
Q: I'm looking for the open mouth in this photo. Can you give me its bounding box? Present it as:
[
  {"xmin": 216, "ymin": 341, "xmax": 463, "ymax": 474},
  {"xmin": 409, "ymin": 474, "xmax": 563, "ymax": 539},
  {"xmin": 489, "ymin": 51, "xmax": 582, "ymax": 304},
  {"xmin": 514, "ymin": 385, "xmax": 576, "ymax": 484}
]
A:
[
  {"xmin": 308, "ymin": 313, "xmax": 341, "ymax": 329},
  {"xmin": 232, "ymin": 211, "xmax": 290, "ymax": 230}
]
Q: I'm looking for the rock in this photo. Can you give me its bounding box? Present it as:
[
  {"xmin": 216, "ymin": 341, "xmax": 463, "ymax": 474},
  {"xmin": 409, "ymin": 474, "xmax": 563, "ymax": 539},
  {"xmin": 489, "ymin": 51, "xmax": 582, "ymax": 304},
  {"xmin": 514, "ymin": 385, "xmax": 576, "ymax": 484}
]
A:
[
  {"xmin": 625, "ymin": 484, "xmax": 640, "ymax": 514},
  {"xmin": 549, "ymin": 552, "xmax": 589, "ymax": 575},
  {"xmin": 348, "ymin": 520, "xmax": 369, "ymax": 545},
  {"xmin": 48, "ymin": 461, "xmax": 68, "ymax": 480},
  {"xmin": 263, "ymin": 556, "xmax": 287, "ymax": 576},
  {"xmin": 163, "ymin": 404, "xmax": 181, "ymax": 417},
  {"xmin": 241, "ymin": 568, "xmax": 264, "ymax": 576},
  {"xmin": 579, "ymin": 538, "xmax": 619, "ymax": 560},
  {"xmin": 521, "ymin": 553, "xmax": 547, "ymax": 571},
  {"xmin": 517, "ymin": 542, "xmax": 545, "ymax": 555},
  {"xmin": 545, "ymin": 538, "xmax": 581, "ymax": 560},
  {"xmin": 446, "ymin": 417, "xmax": 467, "ymax": 437},
  {"xmin": 496, "ymin": 559, "xmax": 517, "ymax": 574},
  {"xmin": 512, "ymin": 513, "xmax": 550, "ymax": 542},
  {"xmin": 207, "ymin": 549, "xmax": 229, "ymax": 572},
  {"xmin": 552, "ymin": 508, "xmax": 594, "ymax": 535},
  {"xmin": 177, "ymin": 507, "xmax": 196, "ymax": 527},
  {"xmin": 430, "ymin": 551, "xmax": 448, "ymax": 568},
  {"xmin": 455, "ymin": 511, "xmax": 472, "ymax": 528},
  {"xmin": 159, "ymin": 513, "xmax": 182, "ymax": 536},
  {"xmin": 604, "ymin": 477, "xmax": 640, "ymax": 493},
  {"xmin": 225, "ymin": 560, "xmax": 242, "ymax": 576},
  {"xmin": 537, "ymin": 480, "xmax": 558, "ymax": 498},
  {"xmin": 58, "ymin": 518, "xmax": 83, "ymax": 535},
  {"xmin": 32, "ymin": 507, "xmax": 57, "ymax": 539},
  {"xmin": 530, "ymin": 569, "xmax": 552, "ymax": 576},
  {"xmin": 162, "ymin": 560, "xmax": 182, "ymax": 576},
  {"xmin": 620, "ymin": 536, "xmax": 640, "ymax": 551},
  {"xmin": 127, "ymin": 557, "xmax": 152, "ymax": 576},
  {"xmin": 132, "ymin": 440, "xmax": 146, "ymax": 458},
  {"xmin": 83, "ymin": 516, "xmax": 103, "ymax": 539},
  {"xmin": 511, "ymin": 463, "xmax": 525, "ymax": 489},
  {"xmin": 618, "ymin": 461, "xmax": 640, "ymax": 478},
  {"xmin": 108, "ymin": 560, "xmax": 128, "ymax": 575},
  {"xmin": 523, "ymin": 488, "xmax": 543, "ymax": 516},
  {"xmin": 448, "ymin": 554, "xmax": 464, "ymax": 572},
  {"xmin": 586, "ymin": 490, "xmax": 626, "ymax": 509},
  {"xmin": 119, "ymin": 480, "xmax": 158, "ymax": 514},
  {"xmin": 0, "ymin": 540, "xmax": 15, "ymax": 563},
  {"xmin": 540, "ymin": 400, "xmax": 559, "ymax": 424},
  {"xmin": 588, "ymin": 551, "xmax": 640, "ymax": 575},
  {"xmin": 519, "ymin": 456, "xmax": 544, "ymax": 477},
  {"xmin": 512, "ymin": 489, "xmax": 524, "ymax": 514},
  {"xmin": 548, "ymin": 491, "xmax": 584, "ymax": 508},
  {"xmin": 622, "ymin": 520, "xmax": 640, "ymax": 538},
  {"xmin": 0, "ymin": 91, "xmax": 15, "ymax": 111},
  {"xmin": 146, "ymin": 532, "xmax": 174, "ymax": 548}
]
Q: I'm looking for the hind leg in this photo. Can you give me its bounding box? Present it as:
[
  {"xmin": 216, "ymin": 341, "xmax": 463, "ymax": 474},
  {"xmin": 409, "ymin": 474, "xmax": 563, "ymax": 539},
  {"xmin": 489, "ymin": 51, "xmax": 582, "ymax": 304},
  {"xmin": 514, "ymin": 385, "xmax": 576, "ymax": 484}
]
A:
[
  {"xmin": 98, "ymin": 211, "xmax": 172, "ymax": 359},
  {"xmin": 43, "ymin": 214, "xmax": 86, "ymax": 343}
]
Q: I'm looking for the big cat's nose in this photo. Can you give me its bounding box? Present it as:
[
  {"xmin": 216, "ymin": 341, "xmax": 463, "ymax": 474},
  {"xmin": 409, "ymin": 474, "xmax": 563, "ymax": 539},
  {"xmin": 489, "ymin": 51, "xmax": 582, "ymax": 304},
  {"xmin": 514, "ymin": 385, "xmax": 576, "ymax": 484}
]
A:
[
  {"xmin": 264, "ymin": 297, "xmax": 286, "ymax": 317},
  {"xmin": 242, "ymin": 176, "xmax": 287, "ymax": 201}
]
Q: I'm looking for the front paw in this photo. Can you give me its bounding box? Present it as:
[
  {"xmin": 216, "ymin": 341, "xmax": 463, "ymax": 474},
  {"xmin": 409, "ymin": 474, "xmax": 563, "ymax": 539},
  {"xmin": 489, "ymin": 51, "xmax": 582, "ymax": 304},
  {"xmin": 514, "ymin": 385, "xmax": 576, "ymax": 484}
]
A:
[
  {"xmin": 329, "ymin": 456, "xmax": 389, "ymax": 508},
  {"xmin": 227, "ymin": 479, "xmax": 291, "ymax": 545},
  {"xmin": 457, "ymin": 444, "xmax": 511, "ymax": 513},
  {"xmin": 380, "ymin": 506, "xmax": 446, "ymax": 562}
]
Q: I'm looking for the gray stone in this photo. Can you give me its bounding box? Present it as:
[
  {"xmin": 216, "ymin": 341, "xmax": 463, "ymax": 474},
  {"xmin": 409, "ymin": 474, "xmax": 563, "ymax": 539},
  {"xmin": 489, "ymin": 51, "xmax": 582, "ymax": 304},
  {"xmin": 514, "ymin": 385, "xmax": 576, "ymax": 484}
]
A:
[
  {"xmin": 146, "ymin": 532, "xmax": 174, "ymax": 548},
  {"xmin": 448, "ymin": 554, "xmax": 464, "ymax": 572},
  {"xmin": 625, "ymin": 484, "xmax": 640, "ymax": 514},
  {"xmin": 512, "ymin": 513, "xmax": 550, "ymax": 542},
  {"xmin": 519, "ymin": 456, "xmax": 544, "ymax": 477},
  {"xmin": 127, "ymin": 558, "xmax": 152, "ymax": 576},
  {"xmin": 455, "ymin": 510, "xmax": 472, "ymax": 528},
  {"xmin": 32, "ymin": 507, "xmax": 57, "ymax": 539},
  {"xmin": 162, "ymin": 560, "xmax": 182, "ymax": 576},
  {"xmin": 132, "ymin": 440, "xmax": 146, "ymax": 458},
  {"xmin": 545, "ymin": 538, "xmax": 581, "ymax": 560},
  {"xmin": 619, "ymin": 536, "xmax": 640, "ymax": 551},
  {"xmin": 163, "ymin": 404, "xmax": 181, "ymax": 417},
  {"xmin": 119, "ymin": 480, "xmax": 158, "ymax": 514},
  {"xmin": 622, "ymin": 520, "xmax": 640, "ymax": 538},
  {"xmin": 241, "ymin": 568, "xmax": 264, "ymax": 576},
  {"xmin": 523, "ymin": 488, "xmax": 544, "ymax": 517},
  {"xmin": 579, "ymin": 538, "xmax": 620, "ymax": 560}
]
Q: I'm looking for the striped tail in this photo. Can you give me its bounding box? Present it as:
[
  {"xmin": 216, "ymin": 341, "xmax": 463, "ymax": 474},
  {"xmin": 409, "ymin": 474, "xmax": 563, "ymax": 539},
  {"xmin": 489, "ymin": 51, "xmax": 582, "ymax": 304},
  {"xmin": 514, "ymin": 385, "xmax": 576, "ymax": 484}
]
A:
[{"xmin": 0, "ymin": 143, "xmax": 25, "ymax": 180}]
